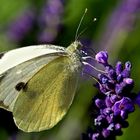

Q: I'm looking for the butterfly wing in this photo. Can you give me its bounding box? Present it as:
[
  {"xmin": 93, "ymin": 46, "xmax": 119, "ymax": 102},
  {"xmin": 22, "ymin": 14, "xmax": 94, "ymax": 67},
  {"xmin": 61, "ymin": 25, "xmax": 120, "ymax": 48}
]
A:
[
  {"xmin": 13, "ymin": 56, "xmax": 81, "ymax": 132},
  {"xmin": 0, "ymin": 45, "xmax": 67, "ymax": 111},
  {"xmin": 0, "ymin": 44, "xmax": 65, "ymax": 74}
]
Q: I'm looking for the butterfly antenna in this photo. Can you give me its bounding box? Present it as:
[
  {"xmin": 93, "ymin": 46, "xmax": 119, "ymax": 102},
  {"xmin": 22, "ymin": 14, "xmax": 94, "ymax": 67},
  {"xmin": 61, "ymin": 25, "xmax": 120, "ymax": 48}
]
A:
[
  {"xmin": 76, "ymin": 27, "xmax": 88, "ymax": 40},
  {"xmin": 76, "ymin": 17, "xmax": 97, "ymax": 40},
  {"xmin": 75, "ymin": 8, "xmax": 88, "ymax": 40}
]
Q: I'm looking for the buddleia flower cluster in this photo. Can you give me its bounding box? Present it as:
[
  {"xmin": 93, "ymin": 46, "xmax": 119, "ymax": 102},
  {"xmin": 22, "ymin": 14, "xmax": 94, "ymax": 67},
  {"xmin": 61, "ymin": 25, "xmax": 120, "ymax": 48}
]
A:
[
  {"xmin": 7, "ymin": 8, "xmax": 35, "ymax": 43},
  {"xmin": 83, "ymin": 51, "xmax": 138, "ymax": 140},
  {"xmin": 38, "ymin": 0, "xmax": 64, "ymax": 43},
  {"xmin": 7, "ymin": 0, "xmax": 64, "ymax": 44}
]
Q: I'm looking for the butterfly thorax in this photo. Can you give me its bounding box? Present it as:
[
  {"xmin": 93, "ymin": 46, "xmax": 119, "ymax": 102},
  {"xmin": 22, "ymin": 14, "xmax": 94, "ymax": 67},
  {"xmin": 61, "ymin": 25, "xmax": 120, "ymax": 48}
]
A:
[
  {"xmin": 66, "ymin": 41, "xmax": 82, "ymax": 53},
  {"xmin": 66, "ymin": 41, "xmax": 82, "ymax": 72}
]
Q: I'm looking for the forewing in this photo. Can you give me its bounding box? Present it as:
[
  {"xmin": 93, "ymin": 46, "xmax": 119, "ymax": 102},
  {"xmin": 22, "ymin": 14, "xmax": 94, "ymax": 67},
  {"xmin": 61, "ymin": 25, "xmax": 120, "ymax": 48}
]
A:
[
  {"xmin": 0, "ymin": 45, "xmax": 67, "ymax": 111},
  {"xmin": 13, "ymin": 56, "xmax": 81, "ymax": 132},
  {"xmin": 0, "ymin": 44, "xmax": 65, "ymax": 74}
]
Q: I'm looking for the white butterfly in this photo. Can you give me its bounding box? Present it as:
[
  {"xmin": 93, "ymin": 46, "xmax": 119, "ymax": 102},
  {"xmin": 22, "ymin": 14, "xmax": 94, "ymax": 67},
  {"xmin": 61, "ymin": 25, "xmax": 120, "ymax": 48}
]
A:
[{"xmin": 0, "ymin": 41, "xmax": 83, "ymax": 132}]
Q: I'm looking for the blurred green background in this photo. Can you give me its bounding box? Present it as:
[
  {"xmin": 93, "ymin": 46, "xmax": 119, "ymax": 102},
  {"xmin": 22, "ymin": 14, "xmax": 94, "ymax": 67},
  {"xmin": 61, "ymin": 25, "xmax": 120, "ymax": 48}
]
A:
[{"xmin": 0, "ymin": 0, "xmax": 140, "ymax": 140}]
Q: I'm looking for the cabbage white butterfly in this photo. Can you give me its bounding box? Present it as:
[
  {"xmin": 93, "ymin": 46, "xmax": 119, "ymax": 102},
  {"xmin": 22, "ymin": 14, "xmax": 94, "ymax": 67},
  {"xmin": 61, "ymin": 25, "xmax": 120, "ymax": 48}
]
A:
[
  {"xmin": 0, "ymin": 41, "xmax": 83, "ymax": 132},
  {"xmin": 0, "ymin": 9, "xmax": 90, "ymax": 132}
]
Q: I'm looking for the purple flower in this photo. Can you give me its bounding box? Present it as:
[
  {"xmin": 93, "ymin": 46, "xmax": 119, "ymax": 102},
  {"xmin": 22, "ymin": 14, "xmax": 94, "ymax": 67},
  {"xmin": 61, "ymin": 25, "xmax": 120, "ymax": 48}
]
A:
[
  {"xmin": 7, "ymin": 8, "xmax": 35, "ymax": 43},
  {"xmin": 116, "ymin": 61, "xmax": 123, "ymax": 75},
  {"xmin": 92, "ymin": 133, "xmax": 100, "ymax": 140},
  {"xmin": 115, "ymin": 123, "xmax": 122, "ymax": 130},
  {"xmin": 121, "ymin": 62, "xmax": 132, "ymax": 78},
  {"xmin": 37, "ymin": 0, "xmax": 64, "ymax": 43},
  {"xmin": 102, "ymin": 129, "xmax": 110, "ymax": 138},
  {"xmin": 123, "ymin": 78, "xmax": 134, "ymax": 85},
  {"xmin": 98, "ymin": 0, "xmax": 140, "ymax": 52},
  {"xmin": 105, "ymin": 97, "xmax": 113, "ymax": 107},
  {"xmin": 95, "ymin": 51, "xmax": 108, "ymax": 65},
  {"xmin": 95, "ymin": 99, "xmax": 105, "ymax": 108},
  {"xmin": 112, "ymin": 97, "xmax": 134, "ymax": 118},
  {"xmin": 83, "ymin": 50, "xmax": 137, "ymax": 140}
]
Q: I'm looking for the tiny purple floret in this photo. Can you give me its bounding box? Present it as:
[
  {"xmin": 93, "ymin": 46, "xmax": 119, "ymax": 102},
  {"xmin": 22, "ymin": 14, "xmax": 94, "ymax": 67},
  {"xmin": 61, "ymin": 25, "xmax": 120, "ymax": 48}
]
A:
[{"xmin": 95, "ymin": 51, "xmax": 108, "ymax": 65}]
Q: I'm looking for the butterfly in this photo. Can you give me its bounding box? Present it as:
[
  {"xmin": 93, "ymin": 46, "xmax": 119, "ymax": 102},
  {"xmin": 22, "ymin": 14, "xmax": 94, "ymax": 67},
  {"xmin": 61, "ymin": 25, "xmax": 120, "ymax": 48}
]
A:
[{"xmin": 0, "ymin": 41, "xmax": 84, "ymax": 132}]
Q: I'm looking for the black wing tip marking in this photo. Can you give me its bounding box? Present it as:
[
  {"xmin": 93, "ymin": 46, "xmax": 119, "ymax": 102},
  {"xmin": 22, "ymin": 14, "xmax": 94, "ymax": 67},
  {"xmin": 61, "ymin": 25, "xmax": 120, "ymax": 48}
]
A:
[
  {"xmin": 0, "ymin": 52, "xmax": 5, "ymax": 59},
  {"xmin": 15, "ymin": 82, "xmax": 26, "ymax": 91}
]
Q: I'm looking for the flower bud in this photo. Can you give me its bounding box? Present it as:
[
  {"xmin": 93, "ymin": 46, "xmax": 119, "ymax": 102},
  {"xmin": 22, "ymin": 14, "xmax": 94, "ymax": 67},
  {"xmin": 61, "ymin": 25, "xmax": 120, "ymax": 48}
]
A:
[{"xmin": 95, "ymin": 51, "xmax": 108, "ymax": 65}]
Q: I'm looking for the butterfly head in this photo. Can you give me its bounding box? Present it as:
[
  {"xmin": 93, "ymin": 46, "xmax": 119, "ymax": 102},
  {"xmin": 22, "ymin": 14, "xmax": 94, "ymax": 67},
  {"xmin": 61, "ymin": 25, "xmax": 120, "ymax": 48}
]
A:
[{"xmin": 66, "ymin": 41, "xmax": 83, "ymax": 54}]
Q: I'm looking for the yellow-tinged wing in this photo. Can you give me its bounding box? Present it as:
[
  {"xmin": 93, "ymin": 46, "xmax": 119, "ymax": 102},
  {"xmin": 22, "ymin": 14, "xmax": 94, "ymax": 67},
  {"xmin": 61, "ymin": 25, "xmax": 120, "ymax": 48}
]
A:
[{"xmin": 13, "ymin": 56, "xmax": 81, "ymax": 132}]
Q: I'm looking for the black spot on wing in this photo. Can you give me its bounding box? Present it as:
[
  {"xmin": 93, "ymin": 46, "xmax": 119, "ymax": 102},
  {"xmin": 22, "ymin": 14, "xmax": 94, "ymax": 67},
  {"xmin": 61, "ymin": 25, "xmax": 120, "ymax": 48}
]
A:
[
  {"xmin": 15, "ymin": 82, "xmax": 26, "ymax": 91},
  {"xmin": 0, "ymin": 52, "xmax": 5, "ymax": 59}
]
